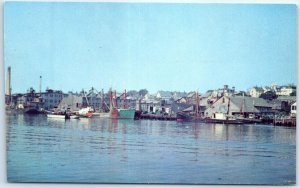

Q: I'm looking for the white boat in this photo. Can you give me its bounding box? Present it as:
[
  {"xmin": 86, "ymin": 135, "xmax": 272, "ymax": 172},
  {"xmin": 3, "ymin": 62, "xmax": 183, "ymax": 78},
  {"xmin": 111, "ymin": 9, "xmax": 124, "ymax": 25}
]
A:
[
  {"xmin": 47, "ymin": 114, "xmax": 66, "ymax": 119},
  {"xmin": 70, "ymin": 115, "xmax": 80, "ymax": 119},
  {"xmin": 78, "ymin": 107, "xmax": 94, "ymax": 118}
]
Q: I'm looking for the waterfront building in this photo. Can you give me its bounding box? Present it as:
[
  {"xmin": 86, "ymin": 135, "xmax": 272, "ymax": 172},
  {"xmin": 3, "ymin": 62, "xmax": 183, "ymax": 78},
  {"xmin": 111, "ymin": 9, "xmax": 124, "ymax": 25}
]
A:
[
  {"xmin": 204, "ymin": 96, "xmax": 273, "ymax": 118},
  {"xmin": 11, "ymin": 88, "xmax": 43, "ymax": 110},
  {"xmin": 276, "ymin": 96, "xmax": 296, "ymax": 104},
  {"xmin": 58, "ymin": 94, "xmax": 83, "ymax": 112},
  {"xmin": 40, "ymin": 88, "xmax": 65, "ymax": 110},
  {"xmin": 291, "ymin": 102, "xmax": 296, "ymax": 117},
  {"xmin": 140, "ymin": 94, "xmax": 160, "ymax": 113},
  {"xmin": 156, "ymin": 91, "xmax": 173, "ymax": 105}
]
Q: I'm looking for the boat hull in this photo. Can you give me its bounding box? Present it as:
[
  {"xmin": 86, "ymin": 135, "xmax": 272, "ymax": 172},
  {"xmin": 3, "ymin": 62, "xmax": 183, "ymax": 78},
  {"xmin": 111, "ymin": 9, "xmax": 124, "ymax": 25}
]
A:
[
  {"xmin": 47, "ymin": 114, "xmax": 67, "ymax": 119},
  {"xmin": 236, "ymin": 117, "xmax": 262, "ymax": 124},
  {"xmin": 204, "ymin": 118, "xmax": 244, "ymax": 124},
  {"xmin": 118, "ymin": 109, "xmax": 135, "ymax": 119},
  {"xmin": 47, "ymin": 114, "xmax": 79, "ymax": 119}
]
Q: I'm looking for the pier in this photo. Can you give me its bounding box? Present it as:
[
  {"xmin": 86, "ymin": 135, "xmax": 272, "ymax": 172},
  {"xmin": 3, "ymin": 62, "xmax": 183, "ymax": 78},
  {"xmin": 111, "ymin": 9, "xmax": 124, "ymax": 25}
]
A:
[
  {"xmin": 141, "ymin": 114, "xmax": 177, "ymax": 121},
  {"xmin": 274, "ymin": 118, "xmax": 296, "ymax": 127}
]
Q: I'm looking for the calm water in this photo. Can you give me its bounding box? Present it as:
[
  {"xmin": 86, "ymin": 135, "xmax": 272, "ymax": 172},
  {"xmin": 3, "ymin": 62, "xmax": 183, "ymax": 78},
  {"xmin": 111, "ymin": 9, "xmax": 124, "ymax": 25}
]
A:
[{"xmin": 6, "ymin": 114, "xmax": 296, "ymax": 184}]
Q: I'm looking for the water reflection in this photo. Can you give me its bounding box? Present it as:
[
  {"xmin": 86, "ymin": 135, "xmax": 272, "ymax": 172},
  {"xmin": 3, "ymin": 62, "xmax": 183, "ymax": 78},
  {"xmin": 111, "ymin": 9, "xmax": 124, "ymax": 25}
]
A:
[{"xmin": 6, "ymin": 114, "xmax": 296, "ymax": 184}]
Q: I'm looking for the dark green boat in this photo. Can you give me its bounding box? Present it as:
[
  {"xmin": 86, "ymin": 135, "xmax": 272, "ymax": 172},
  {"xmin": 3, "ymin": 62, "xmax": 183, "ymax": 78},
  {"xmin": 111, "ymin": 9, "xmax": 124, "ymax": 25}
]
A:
[{"xmin": 118, "ymin": 109, "xmax": 135, "ymax": 119}]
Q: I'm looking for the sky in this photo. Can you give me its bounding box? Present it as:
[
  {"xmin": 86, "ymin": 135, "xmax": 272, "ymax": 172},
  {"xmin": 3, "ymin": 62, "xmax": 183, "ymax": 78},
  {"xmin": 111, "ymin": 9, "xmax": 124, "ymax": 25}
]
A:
[{"xmin": 4, "ymin": 2, "xmax": 297, "ymax": 94}]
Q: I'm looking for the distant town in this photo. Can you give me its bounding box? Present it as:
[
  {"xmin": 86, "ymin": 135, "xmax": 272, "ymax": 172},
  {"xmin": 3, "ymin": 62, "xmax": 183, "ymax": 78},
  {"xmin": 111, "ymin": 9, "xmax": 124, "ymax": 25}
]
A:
[{"xmin": 4, "ymin": 66, "xmax": 296, "ymax": 125}]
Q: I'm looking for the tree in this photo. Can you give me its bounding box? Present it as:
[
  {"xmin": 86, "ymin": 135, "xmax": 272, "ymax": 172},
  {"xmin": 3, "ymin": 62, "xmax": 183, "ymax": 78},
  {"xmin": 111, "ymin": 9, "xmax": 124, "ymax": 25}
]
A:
[
  {"xmin": 290, "ymin": 91, "xmax": 296, "ymax": 96},
  {"xmin": 259, "ymin": 91, "xmax": 277, "ymax": 100},
  {"xmin": 138, "ymin": 89, "xmax": 148, "ymax": 97},
  {"xmin": 127, "ymin": 90, "xmax": 138, "ymax": 97}
]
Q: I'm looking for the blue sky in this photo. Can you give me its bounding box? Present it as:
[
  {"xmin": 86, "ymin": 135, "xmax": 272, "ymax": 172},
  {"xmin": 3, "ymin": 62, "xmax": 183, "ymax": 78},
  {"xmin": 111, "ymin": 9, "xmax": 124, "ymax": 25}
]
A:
[{"xmin": 4, "ymin": 3, "xmax": 296, "ymax": 94}]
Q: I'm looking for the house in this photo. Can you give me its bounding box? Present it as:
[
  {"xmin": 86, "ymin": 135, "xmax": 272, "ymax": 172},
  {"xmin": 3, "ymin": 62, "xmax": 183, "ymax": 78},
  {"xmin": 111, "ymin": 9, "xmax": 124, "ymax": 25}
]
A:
[
  {"xmin": 205, "ymin": 96, "xmax": 273, "ymax": 118},
  {"xmin": 172, "ymin": 91, "xmax": 187, "ymax": 101},
  {"xmin": 174, "ymin": 97, "xmax": 187, "ymax": 104},
  {"xmin": 140, "ymin": 94, "xmax": 160, "ymax": 113},
  {"xmin": 277, "ymin": 85, "xmax": 296, "ymax": 96},
  {"xmin": 249, "ymin": 87, "xmax": 264, "ymax": 98},
  {"xmin": 170, "ymin": 103, "xmax": 192, "ymax": 115},
  {"xmin": 291, "ymin": 102, "xmax": 296, "ymax": 117},
  {"xmin": 156, "ymin": 91, "xmax": 173, "ymax": 104}
]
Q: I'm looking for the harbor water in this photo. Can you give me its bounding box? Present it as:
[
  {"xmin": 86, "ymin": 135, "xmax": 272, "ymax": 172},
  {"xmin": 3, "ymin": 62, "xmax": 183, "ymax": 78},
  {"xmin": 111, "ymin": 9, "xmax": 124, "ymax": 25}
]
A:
[{"xmin": 6, "ymin": 114, "xmax": 296, "ymax": 184}]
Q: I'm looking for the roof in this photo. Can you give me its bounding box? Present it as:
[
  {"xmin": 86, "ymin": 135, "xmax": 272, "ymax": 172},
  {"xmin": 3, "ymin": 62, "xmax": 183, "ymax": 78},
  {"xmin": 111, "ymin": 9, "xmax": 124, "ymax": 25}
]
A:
[
  {"xmin": 157, "ymin": 91, "xmax": 173, "ymax": 98},
  {"xmin": 267, "ymin": 99, "xmax": 284, "ymax": 110},
  {"xmin": 202, "ymin": 91, "xmax": 213, "ymax": 98},
  {"xmin": 171, "ymin": 103, "xmax": 192, "ymax": 113},
  {"xmin": 277, "ymin": 96, "xmax": 296, "ymax": 102},
  {"xmin": 186, "ymin": 91, "xmax": 202, "ymax": 98},
  {"xmin": 230, "ymin": 96, "xmax": 273, "ymax": 109},
  {"xmin": 172, "ymin": 92, "xmax": 187, "ymax": 99}
]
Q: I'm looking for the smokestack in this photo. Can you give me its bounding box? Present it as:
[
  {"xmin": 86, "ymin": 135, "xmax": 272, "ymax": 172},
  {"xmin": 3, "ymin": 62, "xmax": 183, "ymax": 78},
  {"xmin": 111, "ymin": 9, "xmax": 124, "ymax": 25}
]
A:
[
  {"xmin": 39, "ymin": 76, "xmax": 42, "ymax": 94},
  {"xmin": 6, "ymin": 66, "xmax": 11, "ymax": 96}
]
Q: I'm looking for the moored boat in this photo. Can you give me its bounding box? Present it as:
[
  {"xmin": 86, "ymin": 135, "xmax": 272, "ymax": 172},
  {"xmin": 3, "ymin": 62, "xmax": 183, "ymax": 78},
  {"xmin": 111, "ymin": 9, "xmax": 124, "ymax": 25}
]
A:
[
  {"xmin": 78, "ymin": 107, "xmax": 93, "ymax": 118},
  {"xmin": 47, "ymin": 113, "xmax": 80, "ymax": 119},
  {"xmin": 118, "ymin": 108, "xmax": 135, "ymax": 119}
]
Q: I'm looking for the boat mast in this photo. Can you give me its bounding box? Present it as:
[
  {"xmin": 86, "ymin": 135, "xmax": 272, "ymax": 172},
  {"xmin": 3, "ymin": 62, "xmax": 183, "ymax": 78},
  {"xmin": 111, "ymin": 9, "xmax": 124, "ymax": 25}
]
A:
[
  {"xmin": 114, "ymin": 90, "xmax": 117, "ymax": 108},
  {"xmin": 227, "ymin": 97, "xmax": 230, "ymax": 115},
  {"xmin": 195, "ymin": 91, "xmax": 199, "ymax": 117},
  {"xmin": 109, "ymin": 88, "xmax": 113, "ymax": 113},
  {"xmin": 242, "ymin": 93, "xmax": 245, "ymax": 117},
  {"xmin": 124, "ymin": 89, "xmax": 127, "ymax": 109},
  {"xmin": 101, "ymin": 89, "xmax": 105, "ymax": 112},
  {"xmin": 83, "ymin": 89, "xmax": 90, "ymax": 107}
]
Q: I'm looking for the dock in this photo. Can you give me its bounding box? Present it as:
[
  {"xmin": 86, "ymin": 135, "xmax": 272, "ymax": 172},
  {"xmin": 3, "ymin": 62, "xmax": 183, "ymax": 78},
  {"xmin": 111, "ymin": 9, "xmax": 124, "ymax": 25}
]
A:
[
  {"xmin": 274, "ymin": 118, "xmax": 296, "ymax": 127},
  {"xmin": 141, "ymin": 114, "xmax": 176, "ymax": 121}
]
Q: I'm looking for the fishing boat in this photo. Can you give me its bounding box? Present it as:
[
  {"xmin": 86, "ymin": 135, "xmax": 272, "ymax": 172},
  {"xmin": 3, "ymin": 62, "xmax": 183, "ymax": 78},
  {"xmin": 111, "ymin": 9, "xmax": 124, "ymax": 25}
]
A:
[
  {"xmin": 177, "ymin": 91, "xmax": 206, "ymax": 122},
  {"xmin": 108, "ymin": 89, "xmax": 136, "ymax": 119},
  {"xmin": 118, "ymin": 108, "xmax": 136, "ymax": 119}
]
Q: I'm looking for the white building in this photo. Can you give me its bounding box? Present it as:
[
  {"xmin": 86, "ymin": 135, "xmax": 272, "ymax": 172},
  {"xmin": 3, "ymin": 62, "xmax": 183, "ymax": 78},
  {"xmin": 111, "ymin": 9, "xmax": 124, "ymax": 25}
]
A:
[
  {"xmin": 291, "ymin": 102, "xmax": 296, "ymax": 117},
  {"xmin": 249, "ymin": 87, "xmax": 264, "ymax": 98},
  {"xmin": 277, "ymin": 86, "xmax": 296, "ymax": 96}
]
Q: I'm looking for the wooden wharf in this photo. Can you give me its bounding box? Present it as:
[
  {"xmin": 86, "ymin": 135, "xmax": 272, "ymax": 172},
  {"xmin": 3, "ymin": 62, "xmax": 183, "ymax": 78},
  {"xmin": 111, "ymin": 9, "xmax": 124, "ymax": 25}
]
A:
[{"xmin": 141, "ymin": 114, "xmax": 177, "ymax": 121}]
